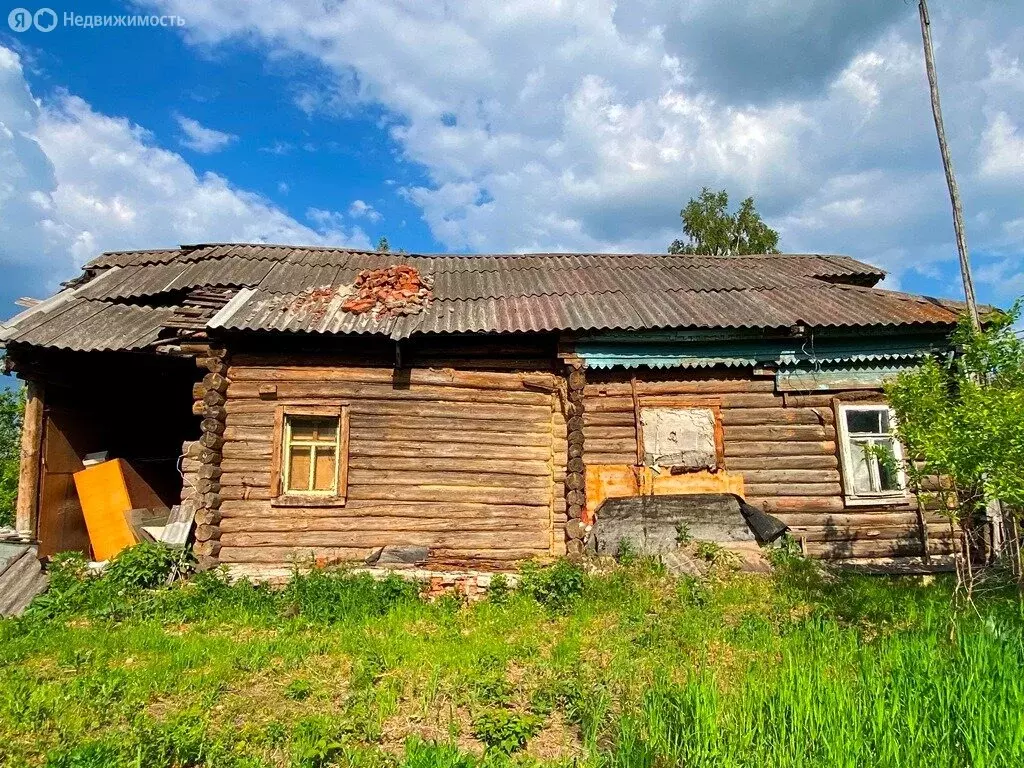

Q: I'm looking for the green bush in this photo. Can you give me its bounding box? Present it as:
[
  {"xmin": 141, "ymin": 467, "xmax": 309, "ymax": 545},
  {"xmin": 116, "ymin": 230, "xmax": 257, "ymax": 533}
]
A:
[
  {"xmin": 471, "ymin": 708, "xmax": 542, "ymax": 754},
  {"xmin": 284, "ymin": 678, "xmax": 314, "ymax": 701},
  {"xmin": 486, "ymin": 573, "xmax": 511, "ymax": 604},
  {"xmin": 518, "ymin": 559, "xmax": 585, "ymax": 611},
  {"xmin": 105, "ymin": 542, "xmax": 187, "ymax": 590},
  {"xmin": 0, "ymin": 385, "xmax": 24, "ymax": 529},
  {"xmin": 291, "ymin": 716, "xmax": 345, "ymax": 768}
]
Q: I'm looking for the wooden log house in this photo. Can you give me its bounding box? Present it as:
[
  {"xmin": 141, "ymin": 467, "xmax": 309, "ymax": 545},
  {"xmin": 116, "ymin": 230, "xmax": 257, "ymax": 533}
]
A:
[{"xmin": 0, "ymin": 245, "xmax": 969, "ymax": 575}]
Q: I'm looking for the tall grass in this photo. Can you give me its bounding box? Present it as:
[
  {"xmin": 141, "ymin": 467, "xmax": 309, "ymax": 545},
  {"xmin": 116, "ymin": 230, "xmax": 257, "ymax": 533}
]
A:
[
  {"xmin": 1, "ymin": 556, "xmax": 1022, "ymax": 767},
  {"xmin": 606, "ymin": 615, "xmax": 1024, "ymax": 767}
]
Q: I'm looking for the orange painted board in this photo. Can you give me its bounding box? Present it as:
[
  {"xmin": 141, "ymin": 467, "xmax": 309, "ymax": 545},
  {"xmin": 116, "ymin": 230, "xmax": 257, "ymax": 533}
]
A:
[
  {"xmin": 584, "ymin": 464, "xmax": 745, "ymax": 524},
  {"xmin": 73, "ymin": 459, "xmax": 138, "ymax": 561}
]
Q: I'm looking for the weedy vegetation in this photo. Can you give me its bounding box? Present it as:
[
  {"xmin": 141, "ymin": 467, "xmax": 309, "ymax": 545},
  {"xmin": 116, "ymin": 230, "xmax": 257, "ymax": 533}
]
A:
[
  {"xmin": 1, "ymin": 550, "xmax": 1023, "ymax": 767},
  {"xmin": 0, "ymin": 383, "xmax": 24, "ymax": 529}
]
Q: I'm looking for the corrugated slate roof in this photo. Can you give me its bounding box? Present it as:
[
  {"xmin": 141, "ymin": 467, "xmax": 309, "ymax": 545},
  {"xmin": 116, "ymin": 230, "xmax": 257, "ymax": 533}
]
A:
[
  {"xmin": 2, "ymin": 243, "xmax": 965, "ymax": 352},
  {"xmin": 0, "ymin": 297, "xmax": 176, "ymax": 351}
]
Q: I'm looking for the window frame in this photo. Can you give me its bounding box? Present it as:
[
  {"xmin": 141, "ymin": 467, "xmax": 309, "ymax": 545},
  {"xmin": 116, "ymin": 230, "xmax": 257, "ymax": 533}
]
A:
[
  {"xmin": 835, "ymin": 402, "xmax": 910, "ymax": 506},
  {"xmin": 635, "ymin": 396, "xmax": 725, "ymax": 469},
  {"xmin": 270, "ymin": 403, "xmax": 349, "ymax": 508}
]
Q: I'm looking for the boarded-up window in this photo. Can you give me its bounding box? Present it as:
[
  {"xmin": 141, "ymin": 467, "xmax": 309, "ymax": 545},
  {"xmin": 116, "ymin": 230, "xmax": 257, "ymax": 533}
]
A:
[
  {"xmin": 271, "ymin": 405, "xmax": 349, "ymax": 505},
  {"xmin": 640, "ymin": 407, "xmax": 719, "ymax": 468}
]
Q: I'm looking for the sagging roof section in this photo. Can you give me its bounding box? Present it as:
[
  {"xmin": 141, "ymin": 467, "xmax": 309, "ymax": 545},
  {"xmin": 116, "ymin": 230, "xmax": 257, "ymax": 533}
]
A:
[{"xmin": 1, "ymin": 243, "xmax": 966, "ymax": 353}]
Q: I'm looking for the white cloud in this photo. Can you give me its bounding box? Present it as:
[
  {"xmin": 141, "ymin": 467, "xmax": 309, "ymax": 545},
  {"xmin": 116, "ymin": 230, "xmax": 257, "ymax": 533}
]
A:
[
  {"xmin": 0, "ymin": 45, "xmax": 369, "ymax": 298},
  {"xmin": 5, "ymin": 0, "xmax": 1024, "ymax": 310},
  {"xmin": 131, "ymin": 0, "xmax": 1024, "ymax": 299},
  {"xmin": 175, "ymin": 114, "xmax": 237, "ymax": 153},
  {"xmin": 348, "ymin": 199, "xmax": 382, "ymax": 222},
  {"xmin": 979, "ymin": 112, "xmax": 1024, "ymax": 183}
]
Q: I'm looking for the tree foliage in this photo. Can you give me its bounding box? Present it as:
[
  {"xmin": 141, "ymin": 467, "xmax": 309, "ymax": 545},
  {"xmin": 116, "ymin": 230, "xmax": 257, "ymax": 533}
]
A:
[
  {"xmin": 0, "ymin": 385, "xmax": 24, "ymax": 528},
  {"xmin": 668, "ymin": 188, "xmax": 780, "ymax": 255},
  {"xmin": 885, "ymin": 305, "xmax": 1024, "ymax": 522},
  {"xmin": 376, "ymin": 236, "xmax": 390, "ymax": 253}
]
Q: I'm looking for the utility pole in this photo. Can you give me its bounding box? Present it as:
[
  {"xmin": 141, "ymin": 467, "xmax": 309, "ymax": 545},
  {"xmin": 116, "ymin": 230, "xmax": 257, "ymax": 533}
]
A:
[{"xmin": 918, "ymin": 0, "xmax": 981, "ymax": 330}]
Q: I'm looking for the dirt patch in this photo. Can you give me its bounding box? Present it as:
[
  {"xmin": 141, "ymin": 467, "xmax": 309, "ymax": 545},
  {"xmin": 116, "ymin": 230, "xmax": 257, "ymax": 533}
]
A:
[
  {"xmin": 526, "ymin": 711, "xmax": 585, "ymax": 762},
  {"xmin": 380, "ymin": 699, "xmax": 484, "ymax": 756}
]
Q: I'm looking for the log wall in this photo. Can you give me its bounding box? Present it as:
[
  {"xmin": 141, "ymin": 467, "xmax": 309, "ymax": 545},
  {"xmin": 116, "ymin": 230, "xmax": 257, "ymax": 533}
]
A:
[
  {"xmin": 216, "ymin": 354, "xmax": 566, "ymax": 570},
  {"xmin": 583, "ymin": 368, "xmax": 956, "ymax": 564}
]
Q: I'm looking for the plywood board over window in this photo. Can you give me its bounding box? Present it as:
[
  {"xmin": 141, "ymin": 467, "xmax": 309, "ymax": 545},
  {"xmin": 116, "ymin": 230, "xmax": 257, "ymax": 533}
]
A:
[
  {"xmin": 270, "ymin": 404, "xmax": 349, "ymax": 507},
  {"xmin": 636, "ymin": 396, "xmax": 724, "ymax": 469}
]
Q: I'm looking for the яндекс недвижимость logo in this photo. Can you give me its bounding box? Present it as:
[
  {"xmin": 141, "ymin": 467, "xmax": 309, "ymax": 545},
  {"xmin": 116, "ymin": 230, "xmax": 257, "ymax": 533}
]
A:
[
  {"xmin": 8, "ymin": 8, "xmax": 57, "ymax": 32},
  {"xmin": 8, "ymin": 8, "xmax": 183, "ymax": 32}
]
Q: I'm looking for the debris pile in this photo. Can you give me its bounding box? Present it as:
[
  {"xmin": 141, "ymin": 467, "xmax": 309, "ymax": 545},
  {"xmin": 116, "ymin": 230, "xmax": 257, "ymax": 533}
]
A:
[
  {"xmin": 289, "ymin": 287, "xmax": 337, "ymax": 323},
  {"xmin": 341, "ymin": 265, "xmax": 434, "ymax": 317}
]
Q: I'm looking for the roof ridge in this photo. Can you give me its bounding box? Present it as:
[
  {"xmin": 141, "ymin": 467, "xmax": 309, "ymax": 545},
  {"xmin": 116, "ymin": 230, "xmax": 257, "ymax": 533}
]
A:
[{"xmin": 97, "ymin": 243, "xmax": 880, "ymax": 264}]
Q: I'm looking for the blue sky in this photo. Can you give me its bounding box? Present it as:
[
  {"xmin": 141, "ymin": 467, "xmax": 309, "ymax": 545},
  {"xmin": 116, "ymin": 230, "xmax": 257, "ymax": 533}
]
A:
[{"xmin": 1, "ymin": 0, "xmax": 1023, "ymax": 335}]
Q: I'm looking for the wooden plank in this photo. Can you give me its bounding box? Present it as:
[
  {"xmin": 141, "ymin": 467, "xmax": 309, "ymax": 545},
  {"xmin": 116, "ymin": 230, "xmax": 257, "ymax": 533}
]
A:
[
  {"xmin": 724, "ymin": 425, "xmax": 835, "ymax": 442},
  {"xmin": 744, "ymin": 482, "xmax": 842, "ymax": 497},
  {"xmin": 350, "ymin": 441, "xmax": 551, "ymax": 461},
  {"xmin": 227, "ymin": 381, "xmax": 551, "ymax": 406},
  {"xmin": 346, "ymin": 456, "xmax": 552, "ymax": 477},
  {"xmin": 805, "ymin": 538, "xmax": 955, "ymax": 559},
  {"xmin": 790, "ymin": 527, "xmax": 955, "ymax": 543},
  {"xmin": 726, "ymin": 455, "xmax": 838, "ymax": 470},
  {"xmin": 227, "ymin": 411, "xmax": 550, "ymax": 434},
  {"xmin": 219, "ymin": 545, "xmax": 545, "ymax": 564},
  {"xmin": 345, "ymin": 484, "xmax": 551, "ymax": 506},
  {"xmin": 228, "ymin": 365, "xmax": 558, "ymax": 391},
  {"xmin": 584, "ymin": 437, "xmax": 638, "ymax": 454},
  {"xmin": 583, "ymin": 426, "xmax": 638, "ymax": 441},
  {"xmin": 736, "ymin": 469, "xmax": 841, "ymax": 484},
  {"xmin": 584, "ymin": 412, "xmax": 639, "ymax": 427},
  {"xmin": 15, "ymin": 382, "xmax": 43, "ymax": 536},
  {"xmin": 220, "ymin": 516, "xmax": 549, "ymax": 534},
  {"xmin": 783, "ymin": 391, "xmax": 885, "ymax": 408},
  {"xmin": 725, "ymin": 441, "xmax": 837, "ymax": 457},
  {"xmin": 223, "ymin": 425, "xmax": 553, "ymax": 448},
  {"xmin": 344, "ymin": 469, "xmax": 552, "ymax": 490},
  {"xmin": 721, "ymin": 408, "xmax": 832, "ymax": 426},
  {"xmin": 747, "ymin": 496, "xmax": 846, "ymax": 513},
  {"xmin": 226, "ymin": 398, "xmax": 552, "ymax": 422},
  {"xmin": 221, "ymin": 529, "xmax": 549, "ymax": 549},
  {"xmin": 221, "ymin": 484, "xmax": 552, "ymax": 506},
  {"xmin": 770, "ymin": 511, "xmax": 921, "ymax": 527},
  {"xmin": 219, "ymin": 546, "xmax": 373, "ymax": 564},
  {"xmin": 585, "ymin": 378, "xmax": 777, "ymax": 396},
  {"xmin": 220, "ymin": 500, "xmax": 549, "ymax": 519},
  {"xmin": 585, "ymin": 395, "xmax": 796, "ymax": 419},
  {"xmin": 584, "ymin": 452, "xmax": 635, "ymax": 465},
  {"xmin": 348, "ymin": 427, "xmax": 552, "ymax": 448}
]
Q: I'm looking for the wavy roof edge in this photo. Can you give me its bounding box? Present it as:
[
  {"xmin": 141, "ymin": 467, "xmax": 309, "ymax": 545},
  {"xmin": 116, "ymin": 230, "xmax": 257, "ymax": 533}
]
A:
[
  {"xmin": 82, "ymin": 243, "xmax": 886, "ymax": 277},
  {"xmin": 0, "ymin": 243, "xmax": 976, "ymax": 354}
]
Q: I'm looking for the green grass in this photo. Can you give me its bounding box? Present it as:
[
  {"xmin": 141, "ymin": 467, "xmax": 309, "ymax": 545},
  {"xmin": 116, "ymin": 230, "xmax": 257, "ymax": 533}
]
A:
[{"xmin": 1, "ymin": 552, "xmax": 1023, "ymax": 768}]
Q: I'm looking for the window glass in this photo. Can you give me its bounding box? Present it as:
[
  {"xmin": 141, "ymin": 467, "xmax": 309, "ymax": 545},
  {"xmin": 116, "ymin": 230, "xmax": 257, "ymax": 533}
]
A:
[
  {"xmin": 316, "ymin": 421, "xmax": 338, "ymax": 441},
  {"xmin": 289, "ymin": 419, "xmax": 318, "ymax": 441},
  {"xmin": 841, "ymin": 406, "xmax": 902, "ymax": 497},
  {"xmin": 848, "ymin": 438, "xmax": 875, "ymax": 495},
  {"xmin": 283, "ymin": 414, "xmax": 342, "ymax": 495},
  {"xmin": 846, "ymin": 409, "xmax": 889, "ymax": 434},
  {"xmin": 314, "ymin": 448, "xmax": 337, "ymax": 491},
  {"xmin": 287, "ymin": 446, "xmax": 312, "ymax": 492}
]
